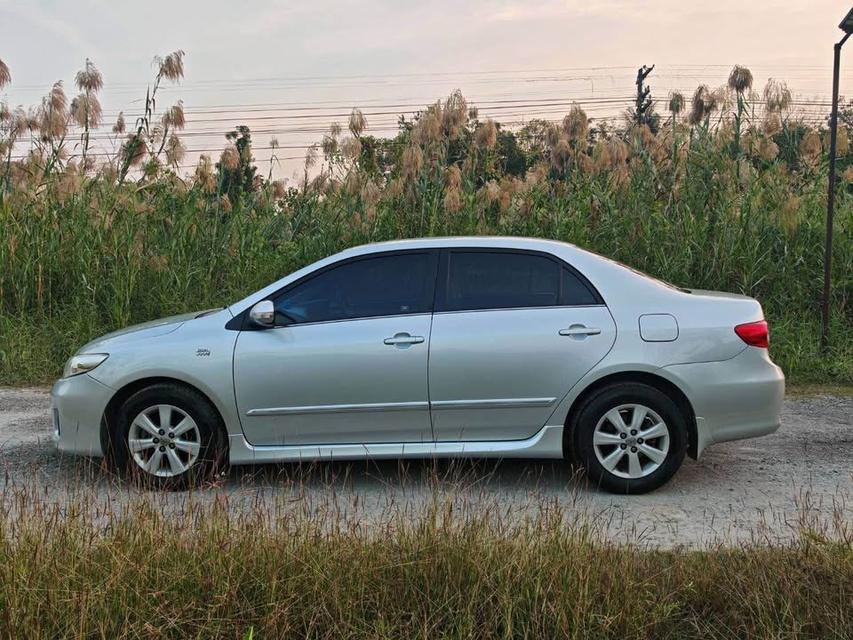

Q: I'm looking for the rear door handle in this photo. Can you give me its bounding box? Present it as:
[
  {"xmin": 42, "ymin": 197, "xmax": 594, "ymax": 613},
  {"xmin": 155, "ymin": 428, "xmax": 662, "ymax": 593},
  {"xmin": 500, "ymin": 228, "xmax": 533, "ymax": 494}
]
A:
[
  {"xmin": 384, "ymin": 333, "xmax": 425, "ymax": 346},
  {"xmin": 559, "ymin": 325, "xmax": 602, "ymax": 337}
]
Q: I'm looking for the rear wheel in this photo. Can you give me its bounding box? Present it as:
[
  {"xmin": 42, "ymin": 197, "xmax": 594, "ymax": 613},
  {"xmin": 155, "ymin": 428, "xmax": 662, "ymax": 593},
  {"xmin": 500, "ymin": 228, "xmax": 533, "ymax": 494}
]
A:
[
  {"xmin": 113, "ymin": 383, "xmax": 226, "ymax": 489},
  {"xmin": 570, "ymin": 383, "xmax": 687, "ymax": 494}
]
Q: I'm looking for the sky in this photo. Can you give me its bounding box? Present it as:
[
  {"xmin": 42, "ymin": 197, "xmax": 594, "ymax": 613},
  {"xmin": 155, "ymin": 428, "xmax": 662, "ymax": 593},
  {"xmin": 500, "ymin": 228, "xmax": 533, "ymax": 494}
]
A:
[{"xmin": 2, "ymin": 0, "xmax": 852, "ymax": 179}]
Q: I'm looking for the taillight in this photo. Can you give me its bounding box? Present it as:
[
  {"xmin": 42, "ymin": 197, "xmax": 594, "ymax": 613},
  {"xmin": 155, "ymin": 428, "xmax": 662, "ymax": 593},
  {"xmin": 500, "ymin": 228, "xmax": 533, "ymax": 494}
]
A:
[{"xmin": 735, "ymin": 320, "xmax": 769, "ymax": 348}]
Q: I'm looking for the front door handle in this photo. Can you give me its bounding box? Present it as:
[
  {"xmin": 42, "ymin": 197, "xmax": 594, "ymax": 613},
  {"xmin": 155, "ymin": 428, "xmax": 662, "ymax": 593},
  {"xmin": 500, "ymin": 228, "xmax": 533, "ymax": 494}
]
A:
[
  {"xmin": 559, "ymin": 325, "xmax": 602, "ymax": 337},
  {"xmin": 384, "ymin": 333, "xmax": 425, "ymax": 346}
]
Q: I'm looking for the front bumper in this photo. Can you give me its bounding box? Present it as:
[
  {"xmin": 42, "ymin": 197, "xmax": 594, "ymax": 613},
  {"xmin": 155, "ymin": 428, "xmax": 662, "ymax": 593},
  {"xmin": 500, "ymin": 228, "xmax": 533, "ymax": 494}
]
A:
[
  {"xmin": 51, "ymin": 374, "xmax": 114, "ymax": 457},
  {"xmin": 662, "ymin": 347, "xmax": 785, "ymax": 457}
]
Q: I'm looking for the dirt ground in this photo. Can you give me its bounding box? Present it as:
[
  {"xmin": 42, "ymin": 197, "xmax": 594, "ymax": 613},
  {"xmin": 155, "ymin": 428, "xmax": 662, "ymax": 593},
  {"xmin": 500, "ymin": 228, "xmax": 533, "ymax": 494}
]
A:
[{"xmin": 0, "ymin": 387, "xmax": 850, "ymax": 548}]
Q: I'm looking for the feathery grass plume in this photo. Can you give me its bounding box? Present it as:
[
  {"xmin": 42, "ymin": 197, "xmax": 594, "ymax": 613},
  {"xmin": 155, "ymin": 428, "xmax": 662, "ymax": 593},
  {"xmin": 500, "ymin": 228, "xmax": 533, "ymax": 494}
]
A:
[
  {"xmin": 304, "ymin": 144, "xmax": 318, "ymax": 170},
  {"xmin": 74, "ymin": 59, "xmax": 103, "ymax": 93},
  {"xmin": 0, "ymin": 102, "xmax": 10, "ymax": 123},
  {"xmin": 842, "ymin": 165, "xmax": 853, "ymax": 182},
  {"xmin": 219, "ymin": 193, "xmax": 232, "ymax": 213},
  {"xmin": 592, "ymin": 139, "xmax": 612, "ymax": 173},
  {"xmin": 220, "ymin": 144, "xmax": 239, "ymax": 170},
  {"xmin": 120, "ymin": 133, "xmax": 146, "ymax": 167},
  {"xmin": 562, "ymin": 105, "xmax": 588, "ymax": 143},
  {"xmin": 668, "ymin": 92, "xmax": 684, "ymax": 115},
  {"xmin": 779, "ymin": 195, "xmax": 800, "ymax": 234},
  {"xmin": 711, "ymin": 86, "xmax": 731, "ymax": 113},
  {"xmin": 413, "ymin": 104, "xmax": 442, "ymax": 146},
  {"xmin": 823, "ymin": 126, "xmax": 849, "ymax": 156},
  {"xmin": 763, "ymin": 113, "xmax": 782, "ymax": 136},
  {"xmin": 386, "ymin": 176, "xmax": 404, "ymax": 198},
  {"xmin": 763, "ymin": 79, "xmax": 792, "ymax": 113},
  {"xmin": 112, "ymin": 112, "xmax": 126, "ymax": 134},
  {"xmin": 155, "ymin": 50, "xmax": 185, "ymax": 83},
  {"xmin": 544, "ymin": 123, "xmax": 562, "ymax": 149},
  {"xmin": 688, "ymin": 85, "xmax": 712, "ymax": 125},
  {"xmin": 401, "ymin": 144, "xmax": 423, "ymax": 181},
  {"xmin": 271, "ymin": 179, "xmax": 286, "ymax": 199},
  {"xmin": 728, "ymin": 65, "xmax": 753, "ymax": 94},
  {"xmin": 348, "ymin": 108, "xmax": 367, "ymax": 137},
  {"xmin": 340, "ymin": 137, "xmax": 362, "ymax": 162},
  {"xmin": 70, "ymin": 93, "xmax": 102, "ymax": 129},
  {"xmin": 163, "ymin": 102, "xmax": 185, "ymax": 130},
  {"xmin": 445, "ymin": 164, "xmax": 462, "ymax": 190},
  {"xmin": 798, "ymin": 129, "xmax": 822, "ymax": 165},
  {"xmin": 550, "ymin": 138, "xmax": 572, "ymax": 173},
  {"xmin": 442, "ymin": 90, "xmax": 468, "ymax": 140},
  {"xmin": 0, "ymin": 58, "xmax": 10, "ymax": 88},
  {"xmin": 475, "ymin": 119, "xmax": 498, "ymax": 151},
  {"xmin": 165, "ymin": 134, "xmax": 184, "ymax": 166},
  {"xmin": 37, "ymin": 81, "xmax": 69, "ymax": 140},
  {"xmin": 443, "ymin": 181, "xmax": 462, "ymax": 214},
  {"xmin": 321, "ymin": 123, "xmax": 340, "ymax": 156},
  {"xmin": 607, "ymin": 137, "xmax": 630, "ymax": 166},
  {"xmin": 269, "ymin": 137, "xmax": 280, "ymax": 150},
  {"xmin": 194, "ymin": 154, "xmax": 216, "ymax": 193},
  {"xmin": 757, "ymin": 136, "xmax": 779, "ymax": 162}
]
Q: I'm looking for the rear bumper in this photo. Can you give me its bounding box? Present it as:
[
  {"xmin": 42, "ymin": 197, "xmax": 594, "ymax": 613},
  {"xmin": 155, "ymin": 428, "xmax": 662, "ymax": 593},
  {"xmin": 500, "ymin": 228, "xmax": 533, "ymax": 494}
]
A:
[
  {"xmin": 50, "ymin": 374, "xmax": 113, "ymax": 457},
  {"xmin": 662, "ymin": 347, "xmax": 785, "ymax": 457}
]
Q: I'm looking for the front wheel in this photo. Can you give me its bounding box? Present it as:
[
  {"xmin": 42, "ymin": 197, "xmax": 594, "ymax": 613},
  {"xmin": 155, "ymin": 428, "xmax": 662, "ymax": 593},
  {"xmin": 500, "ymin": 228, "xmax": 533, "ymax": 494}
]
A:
[
  {"xmin": 113, "ymin": 383, "xmax": 226, "ymax": 489},
  {"xmin": 570, "ymin": 383, "xmax": 687, "ymax": 494}
]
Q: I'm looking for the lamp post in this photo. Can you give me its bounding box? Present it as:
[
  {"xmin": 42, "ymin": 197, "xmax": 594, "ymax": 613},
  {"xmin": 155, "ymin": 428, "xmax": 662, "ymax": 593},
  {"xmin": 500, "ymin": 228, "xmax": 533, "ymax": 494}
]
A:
[{"xmin": 821, "ymin": 7, "xmax": 853, "ymax": 350}]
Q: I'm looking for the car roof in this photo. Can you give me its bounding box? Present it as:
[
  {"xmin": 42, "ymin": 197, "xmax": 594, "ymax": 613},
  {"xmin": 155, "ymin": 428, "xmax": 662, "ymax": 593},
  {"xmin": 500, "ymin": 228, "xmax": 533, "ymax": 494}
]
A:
[{"xmin": 337, "ymin": 236, "xmax": 577, "ymax": 256}]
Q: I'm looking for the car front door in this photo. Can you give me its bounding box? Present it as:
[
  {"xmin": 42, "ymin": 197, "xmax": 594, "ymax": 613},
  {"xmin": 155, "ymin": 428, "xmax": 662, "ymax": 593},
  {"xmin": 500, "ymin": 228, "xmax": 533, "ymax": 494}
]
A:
[
  {"xmin": 428, "ymin": 249, "xmax": 616, "ymax": 442},
  {"xmin": 233, "ymin": 250, "xmax": 438, "ymax": 446}
]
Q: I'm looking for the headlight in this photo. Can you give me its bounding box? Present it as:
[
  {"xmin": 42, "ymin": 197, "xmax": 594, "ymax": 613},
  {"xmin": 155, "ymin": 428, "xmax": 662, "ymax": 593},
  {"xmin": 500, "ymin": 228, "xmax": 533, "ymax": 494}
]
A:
[{"xmin": 63, "ymin": 353, "xmax": 109, "ymax": 378}]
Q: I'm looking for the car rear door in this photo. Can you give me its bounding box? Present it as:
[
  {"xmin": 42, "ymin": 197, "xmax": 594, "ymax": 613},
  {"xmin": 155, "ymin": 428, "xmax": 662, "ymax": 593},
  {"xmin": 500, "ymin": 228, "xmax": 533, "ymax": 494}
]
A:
[
  {"xmin": 233, "ymin": 250, "xmax": 439, "ymax": 446},
  {"xmin": 428, "ymin": 249, "xmax": 616, "ymax": 441}
]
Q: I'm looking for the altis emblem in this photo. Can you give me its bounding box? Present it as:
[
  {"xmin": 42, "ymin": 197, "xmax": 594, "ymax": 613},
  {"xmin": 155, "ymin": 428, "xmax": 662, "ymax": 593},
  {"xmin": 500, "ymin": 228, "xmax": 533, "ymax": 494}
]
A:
[{"xmin": 196, "ymin": 348, "xmax": 211, "ymax": 357}]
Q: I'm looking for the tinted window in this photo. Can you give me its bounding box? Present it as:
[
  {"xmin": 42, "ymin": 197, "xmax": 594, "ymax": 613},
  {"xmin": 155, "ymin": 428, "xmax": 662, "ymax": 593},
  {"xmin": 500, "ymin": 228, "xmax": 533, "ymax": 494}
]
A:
[
  {"xmin": 560, "ymin": 267, "xmax": 598, "ymax": 306},
  {"xmin": 275, "ymin": 253, "xmax": 435, "ymax": 323},
  {"xmin": 443, "ymin": 252, "xmax": 599, "ymax": 311},
  {"xmin": 445, "ymin": 252, "xmax": 560, "ymax": 311}
]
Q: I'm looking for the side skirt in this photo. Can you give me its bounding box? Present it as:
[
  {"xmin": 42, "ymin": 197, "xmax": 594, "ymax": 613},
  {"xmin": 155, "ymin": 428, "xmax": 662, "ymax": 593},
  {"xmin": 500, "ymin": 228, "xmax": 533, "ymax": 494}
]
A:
[{"xmin": 228, "ymin": 424, "xmax": 565, "ymax": 465}]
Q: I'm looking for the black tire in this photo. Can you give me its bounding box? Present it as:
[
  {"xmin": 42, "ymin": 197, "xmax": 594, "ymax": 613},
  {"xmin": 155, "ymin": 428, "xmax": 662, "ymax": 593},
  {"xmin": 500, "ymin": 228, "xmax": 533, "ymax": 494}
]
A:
[
  {"xmin": 112, "ymin": 383, "xmax": 226, "ymax": 490},
  {"xmin": 569, "ymin": 382, "xmax": 687, "ymax": 494}
]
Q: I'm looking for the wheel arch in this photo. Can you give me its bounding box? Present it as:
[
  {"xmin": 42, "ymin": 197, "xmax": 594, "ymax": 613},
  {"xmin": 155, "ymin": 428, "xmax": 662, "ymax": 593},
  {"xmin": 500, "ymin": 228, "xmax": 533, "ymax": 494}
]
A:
[
  {"xmin": 562, "ymin": 371, "xmax": 699, "ymax": 459},
  {"xmin": 100, "ymin": 376, "xmax": 229, "ymax": 461}
]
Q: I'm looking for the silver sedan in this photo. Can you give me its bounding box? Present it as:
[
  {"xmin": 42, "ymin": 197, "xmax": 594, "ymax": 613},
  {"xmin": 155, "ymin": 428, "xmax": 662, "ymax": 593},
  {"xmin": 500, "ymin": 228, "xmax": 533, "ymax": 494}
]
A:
[{"xmin": 51, "ymin": 237, "xmax": 784, "ymax": 493}]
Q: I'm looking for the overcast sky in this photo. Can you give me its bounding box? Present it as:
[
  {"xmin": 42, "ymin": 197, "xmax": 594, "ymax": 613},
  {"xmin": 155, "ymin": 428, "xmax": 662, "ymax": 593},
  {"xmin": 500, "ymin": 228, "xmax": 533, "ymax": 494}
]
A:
[{"xmin": 2, "ymin": 0, "xmax": 852, "ymax": 177}]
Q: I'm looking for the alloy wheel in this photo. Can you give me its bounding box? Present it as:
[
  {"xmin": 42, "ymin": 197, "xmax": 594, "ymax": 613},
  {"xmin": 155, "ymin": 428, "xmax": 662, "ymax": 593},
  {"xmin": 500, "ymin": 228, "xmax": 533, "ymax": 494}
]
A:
[
  {"xmin": 128, "ymin": 404, "xmax": 202, "ymax": 477},
  {"xmin": 592, "ymin": 403, "xmax": 670, "ymax": 479}
]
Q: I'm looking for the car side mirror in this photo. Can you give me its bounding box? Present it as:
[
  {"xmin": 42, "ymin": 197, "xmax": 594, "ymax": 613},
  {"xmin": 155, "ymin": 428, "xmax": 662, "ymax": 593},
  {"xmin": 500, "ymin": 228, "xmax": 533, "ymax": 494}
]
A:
[{"xmin": 248, "ymin": 300, "xmax": 275, "ymax": 328}]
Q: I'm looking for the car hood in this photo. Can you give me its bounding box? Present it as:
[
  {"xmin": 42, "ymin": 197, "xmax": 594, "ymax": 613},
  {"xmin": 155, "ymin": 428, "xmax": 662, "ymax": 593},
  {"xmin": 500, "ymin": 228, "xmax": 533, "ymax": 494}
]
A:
[{"xmin": 77, "ymin": 309, "xmax": 221, "ymax": 353}]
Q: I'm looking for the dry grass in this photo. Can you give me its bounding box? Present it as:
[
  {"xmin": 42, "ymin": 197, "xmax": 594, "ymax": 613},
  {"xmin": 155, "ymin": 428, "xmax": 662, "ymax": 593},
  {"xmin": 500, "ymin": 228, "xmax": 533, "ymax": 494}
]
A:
[{"xmin": 0, "ymin": 476, "xmax": 849, "ymax": 639}]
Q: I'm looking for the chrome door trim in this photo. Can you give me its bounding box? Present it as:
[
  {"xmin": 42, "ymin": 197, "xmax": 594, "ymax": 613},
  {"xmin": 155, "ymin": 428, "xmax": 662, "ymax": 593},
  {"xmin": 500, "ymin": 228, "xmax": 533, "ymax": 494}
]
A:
[
  {"xmin": 430, "ymin": 397, "xmax": 556, "ymax": 410},
  {"xmin": 228, "ymin": 424, "xmax": 566, "ymax": 464},
  {"xmin": 246, "ymin": 401, "xmax": 429, "ymax": 417}
]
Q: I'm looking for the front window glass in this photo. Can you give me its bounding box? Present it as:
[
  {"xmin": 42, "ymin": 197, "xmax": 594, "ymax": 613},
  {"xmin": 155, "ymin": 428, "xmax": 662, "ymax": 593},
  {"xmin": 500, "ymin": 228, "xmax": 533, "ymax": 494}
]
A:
[{"xmin": 274, "ymin": 253, "xmax": 434, "ymax": 323}]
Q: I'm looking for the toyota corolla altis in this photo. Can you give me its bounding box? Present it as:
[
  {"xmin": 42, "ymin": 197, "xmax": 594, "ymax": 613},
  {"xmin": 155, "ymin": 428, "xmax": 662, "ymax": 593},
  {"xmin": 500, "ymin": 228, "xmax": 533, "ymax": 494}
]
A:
[{"xmin": 52, "ymin": 237, "xmax": 784, "ymax": 493}]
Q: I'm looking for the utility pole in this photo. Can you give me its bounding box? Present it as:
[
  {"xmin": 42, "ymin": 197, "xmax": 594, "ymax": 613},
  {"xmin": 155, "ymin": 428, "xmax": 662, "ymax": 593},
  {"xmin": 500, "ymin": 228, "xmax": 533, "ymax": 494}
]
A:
[{"xmin": 821, "ymin": 7, "xmax": 853, "ymax": 350}]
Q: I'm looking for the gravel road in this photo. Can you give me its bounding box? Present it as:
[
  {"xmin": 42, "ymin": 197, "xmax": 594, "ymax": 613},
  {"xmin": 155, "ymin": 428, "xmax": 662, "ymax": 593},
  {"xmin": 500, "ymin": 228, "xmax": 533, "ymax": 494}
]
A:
[{"xmin": 0, "ymin": 387, "xmax": 850, "ymax": 548}]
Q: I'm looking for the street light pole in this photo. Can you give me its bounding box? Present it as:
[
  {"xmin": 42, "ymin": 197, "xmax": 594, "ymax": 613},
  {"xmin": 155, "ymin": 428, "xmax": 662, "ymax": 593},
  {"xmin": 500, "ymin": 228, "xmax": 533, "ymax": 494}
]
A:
[{"xmin": 821, "ymin": 8, "xmax": 853, "ymax": 351}]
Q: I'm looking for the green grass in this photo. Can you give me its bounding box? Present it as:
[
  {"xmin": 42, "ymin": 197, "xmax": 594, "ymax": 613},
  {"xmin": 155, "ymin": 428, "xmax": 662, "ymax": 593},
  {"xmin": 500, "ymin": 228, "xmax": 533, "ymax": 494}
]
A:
[
  {"xmin": 0, "ymin": 487, "xmax": 849, "ymax": 639},
  {"xmin": 1, "ymin": 86, "xmax": 851, "ymax": 385}
]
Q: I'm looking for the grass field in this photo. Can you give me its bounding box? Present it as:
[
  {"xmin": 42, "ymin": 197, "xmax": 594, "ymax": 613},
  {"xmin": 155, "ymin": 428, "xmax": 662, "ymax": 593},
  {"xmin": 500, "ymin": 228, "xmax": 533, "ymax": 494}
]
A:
[
  {"xmin": 0, "ymin": 482, "xmax": 848, "ymax": 639},
  {"xmin": 1, "ymin": 56, "xmax": 852, "ymax": 387}
]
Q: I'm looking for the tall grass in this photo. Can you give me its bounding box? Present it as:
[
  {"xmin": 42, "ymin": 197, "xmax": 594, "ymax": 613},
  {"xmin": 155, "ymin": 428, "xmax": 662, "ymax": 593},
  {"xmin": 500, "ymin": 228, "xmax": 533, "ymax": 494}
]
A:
[
  {"xmin": 0, "ymin": 55, "xmax": 851, "ymax": 384},
  {"xmin": 0, "ymin": 481, "xmax": 849, "ymax": 639}
]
